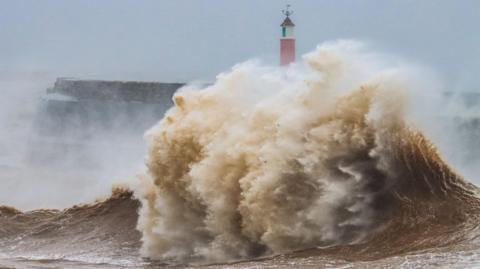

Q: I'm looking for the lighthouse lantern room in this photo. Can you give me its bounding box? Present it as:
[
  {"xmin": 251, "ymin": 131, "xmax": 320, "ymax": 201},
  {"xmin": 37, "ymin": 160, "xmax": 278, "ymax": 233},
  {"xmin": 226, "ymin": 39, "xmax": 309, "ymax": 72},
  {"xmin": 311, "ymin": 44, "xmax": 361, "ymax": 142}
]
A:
[{"xmin": 280, "ymin": 5, "xmax": 296, "ymax": 66}]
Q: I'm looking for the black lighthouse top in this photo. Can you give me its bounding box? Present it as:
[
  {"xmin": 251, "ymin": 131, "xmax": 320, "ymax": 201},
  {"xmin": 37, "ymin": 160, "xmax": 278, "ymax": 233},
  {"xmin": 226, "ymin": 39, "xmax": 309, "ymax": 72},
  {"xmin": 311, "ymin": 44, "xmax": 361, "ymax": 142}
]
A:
[{"xmin": 281, "ymin": 17, "xmax": 295, "ymax": 27}]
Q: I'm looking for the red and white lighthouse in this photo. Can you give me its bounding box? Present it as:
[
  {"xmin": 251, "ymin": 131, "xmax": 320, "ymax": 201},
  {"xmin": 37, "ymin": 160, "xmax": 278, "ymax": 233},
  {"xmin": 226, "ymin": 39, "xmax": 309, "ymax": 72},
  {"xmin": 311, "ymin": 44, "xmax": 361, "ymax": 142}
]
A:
[{"xmin": 280, "ymin": 5, "xmax": 295, "ymax": 66}]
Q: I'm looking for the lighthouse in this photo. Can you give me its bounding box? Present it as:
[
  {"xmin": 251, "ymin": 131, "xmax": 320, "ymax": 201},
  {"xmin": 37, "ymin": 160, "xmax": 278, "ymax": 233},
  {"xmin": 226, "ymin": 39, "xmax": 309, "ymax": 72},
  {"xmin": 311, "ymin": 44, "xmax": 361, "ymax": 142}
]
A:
[{"xmin": 280, "ymin": 5, "xmax": 295, "ymax": 66}]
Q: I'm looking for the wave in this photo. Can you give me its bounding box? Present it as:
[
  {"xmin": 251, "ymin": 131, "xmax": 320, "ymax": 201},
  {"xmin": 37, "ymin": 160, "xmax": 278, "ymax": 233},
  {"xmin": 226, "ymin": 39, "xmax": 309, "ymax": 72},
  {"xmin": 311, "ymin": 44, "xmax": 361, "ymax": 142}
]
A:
[
  {"xmin": 135, "ymin": 41, "xmax": 480, "ymax": 263},
  {"xmin": 1, "ymin": 41, "xmax": 479, "ymax": 267},
  {"xmin": 0, "ymin": 188, "xmax": 141, "ymax": 265}
]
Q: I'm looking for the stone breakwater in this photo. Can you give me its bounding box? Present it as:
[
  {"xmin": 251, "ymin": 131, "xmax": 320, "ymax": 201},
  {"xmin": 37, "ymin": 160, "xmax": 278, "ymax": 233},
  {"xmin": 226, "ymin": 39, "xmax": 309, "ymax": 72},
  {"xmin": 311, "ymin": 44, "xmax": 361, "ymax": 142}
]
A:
[{"xmin": 48, "ymin": 78, "xmax": 184, "ymax": 103}]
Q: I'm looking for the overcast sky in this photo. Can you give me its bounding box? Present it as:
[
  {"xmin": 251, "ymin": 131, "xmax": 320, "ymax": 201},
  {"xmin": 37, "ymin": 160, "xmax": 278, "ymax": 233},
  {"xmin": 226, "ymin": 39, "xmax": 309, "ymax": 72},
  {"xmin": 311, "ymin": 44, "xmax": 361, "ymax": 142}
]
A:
[{"xmin": 1, "ymin": 0, "xmax": 479, "ymax": 89}]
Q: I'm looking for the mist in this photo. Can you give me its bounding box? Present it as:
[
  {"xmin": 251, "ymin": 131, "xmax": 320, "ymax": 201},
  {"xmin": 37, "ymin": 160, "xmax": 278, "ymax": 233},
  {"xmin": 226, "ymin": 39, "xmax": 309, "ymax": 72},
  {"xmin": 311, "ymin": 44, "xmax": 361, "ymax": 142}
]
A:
[{"xmin": 0, "ymin": 74, "xmax": 169, "ymax": 210}]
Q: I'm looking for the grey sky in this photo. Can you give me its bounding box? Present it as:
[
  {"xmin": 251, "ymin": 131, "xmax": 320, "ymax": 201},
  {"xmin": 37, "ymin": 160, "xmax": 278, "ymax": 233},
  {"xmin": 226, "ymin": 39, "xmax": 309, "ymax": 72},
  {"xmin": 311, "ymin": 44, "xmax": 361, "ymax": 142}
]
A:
[{"xmin": 1, "ymin": 0, "xmax": 479, "ymax": 89}]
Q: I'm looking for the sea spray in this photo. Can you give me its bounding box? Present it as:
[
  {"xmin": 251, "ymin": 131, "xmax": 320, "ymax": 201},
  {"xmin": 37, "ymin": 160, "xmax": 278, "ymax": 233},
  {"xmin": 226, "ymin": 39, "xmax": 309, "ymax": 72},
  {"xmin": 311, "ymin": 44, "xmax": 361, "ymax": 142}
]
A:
[
  {"xmin": 0, "ymin": 41, "xmax": 478, "ymax": 267},
  {"xmin": 135, "ymin": 40, "xmax": 478, "ymax": 262}
]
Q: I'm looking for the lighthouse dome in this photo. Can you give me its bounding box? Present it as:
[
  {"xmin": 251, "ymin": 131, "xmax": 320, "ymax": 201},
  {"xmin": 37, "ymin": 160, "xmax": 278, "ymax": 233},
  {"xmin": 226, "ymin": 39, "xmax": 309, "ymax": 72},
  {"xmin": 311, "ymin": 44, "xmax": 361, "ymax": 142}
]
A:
[{"xmin": 280, "ymin": 17, "xmax": 295, "ymax": 27}]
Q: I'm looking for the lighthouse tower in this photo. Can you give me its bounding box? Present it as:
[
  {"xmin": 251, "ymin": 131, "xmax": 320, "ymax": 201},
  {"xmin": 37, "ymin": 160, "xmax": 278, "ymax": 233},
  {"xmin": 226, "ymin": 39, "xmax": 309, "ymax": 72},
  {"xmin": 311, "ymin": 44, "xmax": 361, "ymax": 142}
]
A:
[{"xmin": 280, "ymin": 5, "xmax": 295, "ymax": 66}]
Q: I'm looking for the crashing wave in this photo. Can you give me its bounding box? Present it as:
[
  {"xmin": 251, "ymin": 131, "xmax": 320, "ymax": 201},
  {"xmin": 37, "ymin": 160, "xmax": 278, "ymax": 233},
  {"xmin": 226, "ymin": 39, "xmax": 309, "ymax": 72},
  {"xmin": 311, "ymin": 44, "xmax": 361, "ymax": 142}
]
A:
[
  {"xmin": 136, "ymin": 41, "xmax": 480, "ymax": 263},
  {"xmin": 1, "ymin": 41, "xmax": 479, "ymax": 267}
]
